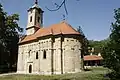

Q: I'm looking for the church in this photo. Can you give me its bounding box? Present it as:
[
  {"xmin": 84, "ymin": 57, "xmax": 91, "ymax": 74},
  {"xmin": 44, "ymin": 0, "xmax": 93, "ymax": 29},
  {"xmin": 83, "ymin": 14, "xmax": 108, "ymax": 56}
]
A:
[{"xmin": 17, "ymin": 0, "xmax": 84, "ymax": 75}]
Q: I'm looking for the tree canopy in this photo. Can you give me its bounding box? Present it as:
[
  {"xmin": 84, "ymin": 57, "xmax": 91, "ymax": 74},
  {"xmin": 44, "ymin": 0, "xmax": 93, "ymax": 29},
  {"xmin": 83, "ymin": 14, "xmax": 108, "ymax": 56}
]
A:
[
  {"xmin": 102, "ymin": 8, "xmax": 120, "ymax": 79},
  {"xmin": 88, "ymin": 39, "xmax": 109, "ymax": 54},
  {"xmin": 0, "ymin": 4, "xmax": 23, "ymax": 72}
]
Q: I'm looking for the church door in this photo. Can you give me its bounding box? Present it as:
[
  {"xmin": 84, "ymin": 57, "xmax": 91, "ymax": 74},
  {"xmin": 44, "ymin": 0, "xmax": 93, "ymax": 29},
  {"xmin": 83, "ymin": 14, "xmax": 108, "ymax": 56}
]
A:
[{"xmin": 29, "ymin": 65, "xmax": 32, "ymax": 73}]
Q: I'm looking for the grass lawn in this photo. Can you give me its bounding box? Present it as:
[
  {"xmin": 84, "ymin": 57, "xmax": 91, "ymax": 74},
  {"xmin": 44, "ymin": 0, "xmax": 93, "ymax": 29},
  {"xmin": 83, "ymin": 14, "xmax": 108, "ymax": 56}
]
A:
[{"xmin": 0, "ymin": 67, "xmax": 110, "ymax": 80}]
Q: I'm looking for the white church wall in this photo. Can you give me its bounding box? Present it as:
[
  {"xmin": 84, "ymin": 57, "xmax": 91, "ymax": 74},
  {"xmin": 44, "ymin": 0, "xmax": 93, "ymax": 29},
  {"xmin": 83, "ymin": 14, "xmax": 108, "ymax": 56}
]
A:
[
  {"xmin": 17, "ymin": 36, "xmax": 82, "ymax": 74},
  {"xmin": 53, "ymin": 37, "xmax": 62, "ymax": 74},
  {"xmin": 63, "ymin": 37, "xmax": 82, "ymax": 73},
  {"xmin": 27, "ymin": 9, "xmax": 36, "ymax": 28},
  {"xmin": 38, "ymin": 38, "xmax": 52, "ymax": 74}
]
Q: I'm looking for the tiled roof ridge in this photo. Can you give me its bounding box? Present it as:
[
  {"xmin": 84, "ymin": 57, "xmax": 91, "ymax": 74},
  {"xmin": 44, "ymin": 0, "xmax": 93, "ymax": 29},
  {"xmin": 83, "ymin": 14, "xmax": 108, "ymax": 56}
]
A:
[
  {"xmin": 19, "ymin": 22, "xmax": 81, "ymax": 44},
  {"xmin": 63, "ymin": 22, "xmax": 79, "ymax": 33},
  {"xmin": 84, "ymin": 55, "xmax": 103, "ymax": 61}
]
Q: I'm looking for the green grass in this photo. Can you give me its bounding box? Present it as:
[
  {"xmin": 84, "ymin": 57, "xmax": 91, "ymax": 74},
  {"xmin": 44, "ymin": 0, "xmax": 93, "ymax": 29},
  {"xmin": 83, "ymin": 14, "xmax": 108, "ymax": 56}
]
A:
[{"xmin": 0, "ymin": 67, "xmax": 110, "ymax": 80}]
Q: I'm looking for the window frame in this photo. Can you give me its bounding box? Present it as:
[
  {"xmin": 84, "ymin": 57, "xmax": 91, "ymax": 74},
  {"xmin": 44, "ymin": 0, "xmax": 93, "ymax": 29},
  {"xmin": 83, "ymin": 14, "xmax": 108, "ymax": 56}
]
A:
[
  {"xmin": 30, "ymin": 16, "xmax": 32, "ymax": 22},
  {"xmin": 43, "ymin": 50, "xmax": 46, "ymax": 59},
  {"xmin": 36, "ymin": 52, "xmax": 38, "ymax": 59}
]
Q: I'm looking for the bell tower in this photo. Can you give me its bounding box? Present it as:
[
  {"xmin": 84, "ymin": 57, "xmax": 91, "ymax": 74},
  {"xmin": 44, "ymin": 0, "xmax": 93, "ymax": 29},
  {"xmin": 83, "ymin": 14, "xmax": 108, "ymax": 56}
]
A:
[{"xmin": 26, "ymin": 0, "xmax": 44, "ymax": 35}]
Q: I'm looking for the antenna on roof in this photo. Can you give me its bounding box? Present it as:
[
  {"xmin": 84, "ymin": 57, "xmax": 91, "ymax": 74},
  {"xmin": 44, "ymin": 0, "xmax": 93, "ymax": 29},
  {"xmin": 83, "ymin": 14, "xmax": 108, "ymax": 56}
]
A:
[{"xmin": 35, "ymin": 0, "xmax": 38, "ymax": 4}]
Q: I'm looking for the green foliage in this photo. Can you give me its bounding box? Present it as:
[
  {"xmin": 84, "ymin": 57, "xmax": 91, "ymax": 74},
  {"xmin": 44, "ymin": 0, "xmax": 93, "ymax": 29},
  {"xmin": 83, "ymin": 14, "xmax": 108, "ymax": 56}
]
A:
[
  {"xmin": 88, "ymin": 39, "xmax": 109, "ymax": 48},
  {"xmin": 0, "ymin": 4, "xmax": 23, "ymax": 72},
  {"xmin": 102, "ymin": 8, "xmax": 120, "ymax": 79},
  {"xmin": 88, "ymin": 39, "xmax": 109, "ymax": 54},
  {"xmin": 77, "ymin": 26, "xmax": 89, "ymax": 55}
]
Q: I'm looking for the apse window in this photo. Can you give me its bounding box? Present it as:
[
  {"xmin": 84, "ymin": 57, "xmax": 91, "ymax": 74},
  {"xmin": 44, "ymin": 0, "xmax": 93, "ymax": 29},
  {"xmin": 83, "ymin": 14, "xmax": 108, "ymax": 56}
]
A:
[
  {"xmin": 36, "ymin": 52, "xmax": 38, "ymax": 59},
  {"xmin": 30, "ymin": 16, "xmax": 32, "ymax": 22},
  {"xmin": 43, "ymin": 50, "xmax": 46, "ymax": 59},
  {"xmin": 28, "ymin": 50, "xmax": 31, "ymax": 57}
]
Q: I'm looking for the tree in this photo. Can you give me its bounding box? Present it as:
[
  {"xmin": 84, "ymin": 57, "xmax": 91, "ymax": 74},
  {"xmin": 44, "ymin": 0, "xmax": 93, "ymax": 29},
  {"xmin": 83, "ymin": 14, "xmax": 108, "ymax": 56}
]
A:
[
  {"xmin": 0, "ymin": 4, "xmax": 23, "ymax": 72},
  {"xmin": 102, "ymin": 8, "xmax": 120, "ymax": 79},
  {"xmin": 88, "ymin": 39, "xmax": 109, "ymax": 55},
  {"xmin": 77, "ymin": 26, "xmax": 88, "ymax": 70}
]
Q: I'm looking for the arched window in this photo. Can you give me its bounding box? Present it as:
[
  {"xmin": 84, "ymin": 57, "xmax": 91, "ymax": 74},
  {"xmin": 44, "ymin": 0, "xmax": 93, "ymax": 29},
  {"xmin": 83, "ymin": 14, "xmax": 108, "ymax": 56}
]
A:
[
  {"xmin": 43, "ymin": 50, "xmax": 46, "ymax": 59},
  {"xmin": 30, "ymin": 16, "xmax": 32, "ymax": 22},
  {"xmin": 28, "ymin": 50, "xmax": 31, "ymax": 57},
  {"xmin": 36, "ymin": 52, "xmax": 38, "ymax": 59}
]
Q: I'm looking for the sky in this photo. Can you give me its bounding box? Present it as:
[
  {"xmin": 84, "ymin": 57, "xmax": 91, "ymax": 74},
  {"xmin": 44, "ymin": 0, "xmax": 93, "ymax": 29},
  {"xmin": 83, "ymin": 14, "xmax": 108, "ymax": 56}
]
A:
[{"xmin": 0, "ymin": 0, "xmax": 120, "ymax": 41}]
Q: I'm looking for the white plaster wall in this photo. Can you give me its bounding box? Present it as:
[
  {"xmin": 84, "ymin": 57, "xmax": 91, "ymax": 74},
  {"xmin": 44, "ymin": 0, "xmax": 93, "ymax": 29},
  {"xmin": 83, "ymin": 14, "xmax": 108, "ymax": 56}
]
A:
[
  {"xmin": 53, "ymin": 37, "xmax": 62, "ymax": 74},
  {"xmin": 26, "ymin": 28, "xmax": 35, "ymax": 35},
  {"xmin": 17, "ymin": 36, "xmax": 82, "ymax": 74},
  {"xmin": 38, "ymin": 38, "xmax": 52, "ymax": 73},
  {"xmin": 26, "ymin": 9, "xmax": 43, "ymax": 35},
  {"xmin": 27, "ymin": 9, "xmax": 36, "ymax": 28},
  {"xmin": 63, "ymin": 38, "xmax": 82, "ymax": 73}
]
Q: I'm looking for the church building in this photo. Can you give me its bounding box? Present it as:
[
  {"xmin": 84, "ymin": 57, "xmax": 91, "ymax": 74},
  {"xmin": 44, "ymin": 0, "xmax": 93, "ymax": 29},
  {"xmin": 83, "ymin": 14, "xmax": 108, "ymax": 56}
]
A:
[{"xmin": 17, "ymin": 0, "xmax": 84, "ymax": 75}]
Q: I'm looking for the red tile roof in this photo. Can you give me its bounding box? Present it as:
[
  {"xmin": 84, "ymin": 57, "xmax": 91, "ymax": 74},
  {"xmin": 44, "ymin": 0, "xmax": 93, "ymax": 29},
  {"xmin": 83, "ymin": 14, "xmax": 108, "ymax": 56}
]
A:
[
  {"xmin": 84, "ymin": 55, "xmax": 103, "ymax": 61},
  {"xmin": 19, "ymin": 22, "xmax": 80, "ymax": 43}
]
